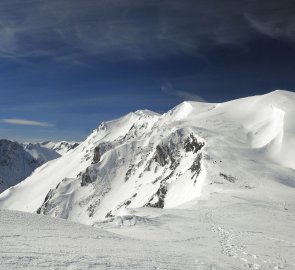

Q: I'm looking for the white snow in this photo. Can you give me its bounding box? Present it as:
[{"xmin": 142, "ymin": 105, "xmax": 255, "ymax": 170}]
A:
[
  {"xmin": 1, "ymin": 197, "xmax": 295, "ymax": 269},
  {"xmin": 23, "ymin": 142, "xmax": 60, "ymax": 164},
  {"xmin": 0, "ymin": 139, "xmax": 78, "ymax": 193},
  {"xmin": 40, "ymin": 141, "xmax": 80, "ymax": 156},
  {"xmin": 0, "ymin": 140, "xmax": 40, "ymax": 192},
  {"xmin": 1, "ymin": 90, "xmax": 295, "ymax": 222},
  {"xmin": 0, "ymin": 90, "xmax": 295, "ymax": 269}
]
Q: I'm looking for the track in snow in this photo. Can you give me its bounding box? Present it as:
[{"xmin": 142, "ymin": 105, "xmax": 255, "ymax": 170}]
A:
[{"xmin": 1, "ymin": 194, "xmax": 295, "ymax": 270}]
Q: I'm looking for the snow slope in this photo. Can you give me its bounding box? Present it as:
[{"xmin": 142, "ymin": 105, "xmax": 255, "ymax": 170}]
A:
[
  {"xmin": 23, "ymin": 142, "xmax": 60, "ymax": 164},
  {"xmin": 0, "ymin": 140, "xmax": 40, "ymax": 193},
  {"xmin": 0, "ymin": 90, "xmax": 295, "ymax": 228},
  {"xmin": 40, "ymin": 141, "xmax": 80, "ymax": 156},
  {"xmin": 0, "ymin": 140, "xmax": 79, "ymax": 193},
  {"xmin": 1, "ymin": 197, "xmax": 295, "ymax": 270}
]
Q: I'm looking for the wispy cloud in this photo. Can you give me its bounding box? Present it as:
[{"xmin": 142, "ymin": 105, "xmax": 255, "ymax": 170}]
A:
[
  {"xmin": 245, "ymin": 14, "xmax": 295, "ymax": 41},
  {"xmin": 0, "ymin": 0, "xmax": 294, "ymax": 62},
  {"xmin": 161, "ymin": 82, "xmax": 205, "ymax": 102},
  {"xmin": 1, "ymin": 118, "xmax": 54, "ymax": 127}
]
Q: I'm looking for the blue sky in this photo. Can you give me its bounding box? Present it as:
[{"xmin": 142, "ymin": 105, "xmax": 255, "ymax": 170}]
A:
[{"xmin": 0, "ymin": 0, "xmax": 295, "ymax": 141}]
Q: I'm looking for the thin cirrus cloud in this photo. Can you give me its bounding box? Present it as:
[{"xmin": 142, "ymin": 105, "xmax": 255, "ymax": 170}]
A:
[
  {"xmin": 161, "ymin": 83, "xmax": 205, "ymax": 102},
  {"xmin": 0, "ymin": 0, "xmax": 294, "ymax": 62},
  {"xmin": 1, "ymin": 118, "xmax": 54, "ymax": 127}
]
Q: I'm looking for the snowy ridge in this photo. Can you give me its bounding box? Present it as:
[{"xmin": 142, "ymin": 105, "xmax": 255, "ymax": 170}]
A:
[
  {"xmin": 0, "ymin": 140, "xmax": 80, "ymax": 193},
  {"xmin": 1, "ymin": 90, "xmax": 295, "ymax": 228},
  {"xmin": 40, "ymin": 141, "xmax": 80, "ymax": 156},
  {"xmin": 0, "ymin": 140, "xmax": 39, "ymax": 193},
  {"xmin": 23, "ymin": 142, "xmax": 60, "ymax": 164}
]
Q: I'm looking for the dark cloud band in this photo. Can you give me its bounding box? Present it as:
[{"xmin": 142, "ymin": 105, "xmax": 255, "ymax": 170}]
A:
[{"xmin": 0, "ymin": 0, "xmax": 294, "ymax": 61}]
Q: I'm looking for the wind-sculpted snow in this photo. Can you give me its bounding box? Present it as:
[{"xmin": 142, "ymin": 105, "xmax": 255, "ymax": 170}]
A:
[
  {"xmin": 1, "ymin": 196, "xmax": 295, "ymax": 269},
  {"xmin": 1, "ymin": 90, "xmax": 295, "ymax": 230},
  {"xmin": 1, "ymin": 90, "xmax": 295, "ymax": 269}
]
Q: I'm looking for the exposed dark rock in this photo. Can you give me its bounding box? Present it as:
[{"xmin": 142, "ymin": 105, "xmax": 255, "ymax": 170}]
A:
[
  {"xmin": 125, "ymin": 193, "xmax": 137, "ymax": 206},
  {"xmin": 125, "ymin": 165, "xmax": 134, "ymax": 182},
  {"xmin": 154, "ymin": 145, "xmax": 170, "ymax": 166},
  {"xmin": 87, "ymin": 203, "xmax": 97, "ymax": 217},
  {"xmin": 169, "ymin": 159, "xmax": 179, "ymax": 170},
  {"xmin": 152, "ymin": 176, "xmax": 162, "ymax": 184},
  {"xmin": 184, "ymin": 134, "xmax": 205, "ymax": 153},
  {"xmin": 92, "ymin": 146, "xmax": 101, "ymax": 164},
  {"xmin": 105, "ymin": 193, "xmax": 138, "ymax": 218},
  {"xmin": 36, "ymin": 188, "xmax": 55, "ymax": 214},
  {"xmin": 219, "ymin": 173, "xmax": 237, "ymax": 183},
  {"xmin": 190, "ymin": 153, "xmax": 202, "ymax": 184},
  {"xmin": 144, "ymin": 159, "xmax": 152, "ymax": 171},
  {"xmin": 146, "ymin": 182, "xmax": 168, "ymax": 208},
  {"xmin": 81, "ymin": 168, "xmax": 93, "ymax": 186},
  {"xmin": 162, "ymin": 171, "xmax": 174, "ymax": 182},
  {"xmin": 90, "ymin": 142, "xmax": 112, "ymax": 165},
  {"xmin": 153, "ymin": 144, "xmax": 178, "ymax": 170},
  {"xmin": 70, "ymin": 142, "xmax": 79, "ymax": 150},
  {"xmin": 0, "ymin": 139, "xmax": 39, "ymax": 191},
  {"xmin": 125, "ymin": 200, "xmax": 132, "ymax": 206},
  {"xmin": 105, "ymin": 210, "xmax": 114, "ymax": 218}
]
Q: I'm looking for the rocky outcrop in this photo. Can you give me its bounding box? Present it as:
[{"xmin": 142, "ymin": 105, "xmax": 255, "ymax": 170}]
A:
[
  {"xmin": 146, "ymin": 182, "xmax": 168, "ymax": 208},
  {"xmin": 0, "ymin": 140, "xmax": 39, "ymax": 192},
  {"xmin": 36, "ymin": 188, "xmax": 55, "ymax": 214},
  {"xmin": 154, "ymin": 145, "xmax": 171, "ymax": 166},
  {"xmin": 92, "ymin": 146, "xmax": 101, "ymax": 164},
  {"xmin": 105, "ymin": 193, "xmax": 138, "ymax": 218},
  {"xmin": 219, "ymin": 173, "xmax": 237, "ymax": 183},
  {"xmin": 190, "ymin": 153, "xmax": 202, "ymax": 183},
  {"xmin": 184, "ymin": 134, "xmax": 205, "ymax": 153},
  {"xmin": 81, "ymin": 168, "xmax": 93, "ymax": 186}
]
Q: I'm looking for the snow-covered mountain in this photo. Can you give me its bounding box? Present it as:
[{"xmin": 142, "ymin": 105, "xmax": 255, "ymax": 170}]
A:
[
  {"xmin": 39, "ymin": 141, "xmax": 80, "ymax": 156},
  {"xmin": 0, "ymin": 140, "xmax": 79, "ymax": 193},
  {"xmin": 22, "ymin": 141, "xmax": 79, "ymax": 164},
  {"xmin": 22, "ymin": 142, "xmax": 61, "ymax": 165},
  {"xmin": 1, "ymin": 90, "xmax": 295, "ymax": 227},
  {"xmin": 0, "ymin": 140, "xmax": 40, "ymax": 193}
]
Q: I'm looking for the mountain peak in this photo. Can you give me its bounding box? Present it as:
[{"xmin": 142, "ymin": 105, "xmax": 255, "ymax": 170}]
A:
[
  {"xmin": 1, "ymin": 91, "xmax": 295, "ymax": 227},
  {"xmin": 134, "ymin": 109, "xmax": 160, "ymax": 117}
]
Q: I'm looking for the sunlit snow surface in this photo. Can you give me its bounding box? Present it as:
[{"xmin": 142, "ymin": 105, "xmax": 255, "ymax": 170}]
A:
[
  {"xmin": 1, "ymin": 198, "xmax": 295, "ymax": 269},
  {"xmin": 1, "ymin": 90, "xmax": 295, "ymax": 269}
]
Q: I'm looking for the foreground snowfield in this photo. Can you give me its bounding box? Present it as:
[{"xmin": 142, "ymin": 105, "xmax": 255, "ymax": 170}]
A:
[{"xmin": 1, "ymin": 195, "xmax": 295, "ymax": 270}]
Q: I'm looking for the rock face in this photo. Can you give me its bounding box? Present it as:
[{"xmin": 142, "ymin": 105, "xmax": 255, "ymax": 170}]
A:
[
  {"xmin": 0, "ymin": 140, "xmax": 79, "ymax": 193},
  {"xmin": 92, "ymin": 146, "xmax": 101, "ymax": 164},
  {"xmin": 146, "ymin": 182, "xmax": 167, "ymax": 208},
  {"xmin": 184, "ymin": 134, "xmax": 205, "ymax": 153},
  {"xmin": 81, "ymin": 168, "xmax": 93, "ymax": 186},
  {"xmin": 38, "ymin": 141, "xmax": 80, "ymax": 156},
  {"xmin": 2, "ymin": 90, "xmax": 295, "ymax": 227},
  {"xmin": 36, "ymin": 124, "xmax": 206, "ymax": 220},
  {"xmin": 153, "ymin": 145, "xmax": 171, "ymax": 166},
  {"xmin": 0, "ymin": 140, "xmax": 39, "ymax": 192},
  {"xmin": 48, "ymin": 141, "xmax": 79, "ymax": 155},
  {"xmin": 23, "ymin": 143, "xmax": 60, "ymax": 165},
  {"xmin": 28, "ymin": 108, "xmax": 207, "ymax": 222}
]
